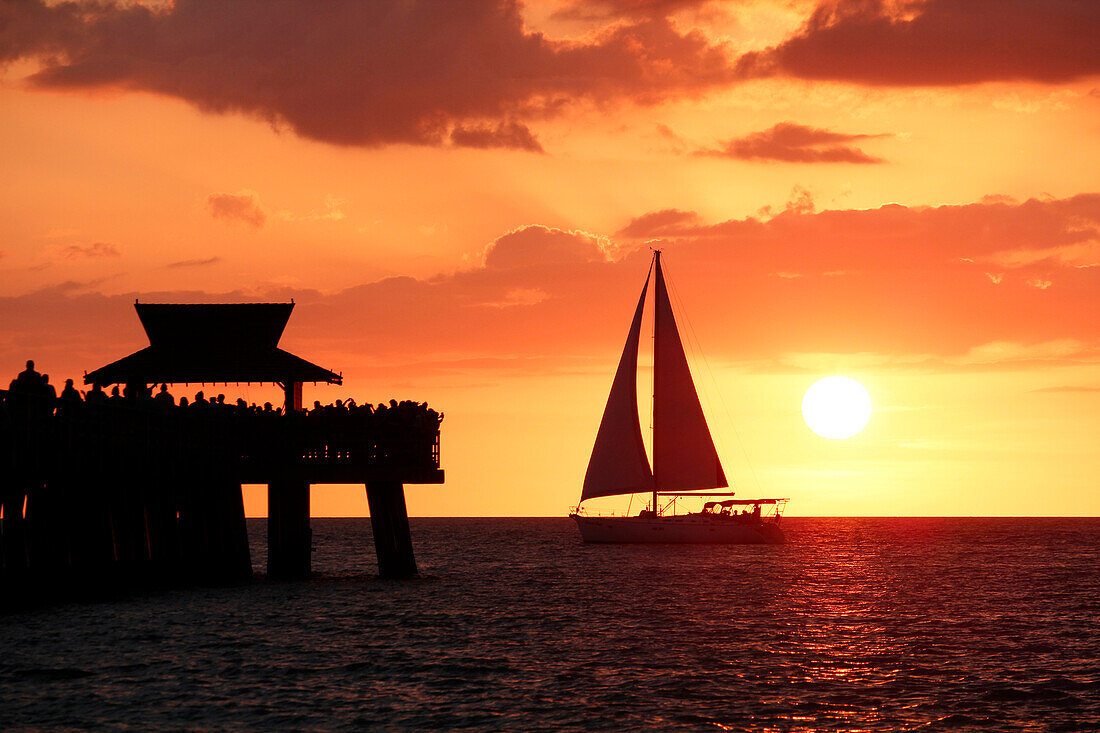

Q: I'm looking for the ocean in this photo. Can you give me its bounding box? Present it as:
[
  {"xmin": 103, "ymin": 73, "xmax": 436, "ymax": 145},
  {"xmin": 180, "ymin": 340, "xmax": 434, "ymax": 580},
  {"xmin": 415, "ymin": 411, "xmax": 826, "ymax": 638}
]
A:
[{"xmin": 2, "ymin": 517, "xmax": 1098, "ymax": 731}]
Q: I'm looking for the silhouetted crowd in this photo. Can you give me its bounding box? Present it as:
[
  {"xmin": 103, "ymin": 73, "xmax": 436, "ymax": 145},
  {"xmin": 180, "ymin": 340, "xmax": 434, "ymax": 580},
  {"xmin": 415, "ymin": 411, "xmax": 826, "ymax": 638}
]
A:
[{"xmin": 2, "ymin": 360, "xmax": 442, "ymax": 467}]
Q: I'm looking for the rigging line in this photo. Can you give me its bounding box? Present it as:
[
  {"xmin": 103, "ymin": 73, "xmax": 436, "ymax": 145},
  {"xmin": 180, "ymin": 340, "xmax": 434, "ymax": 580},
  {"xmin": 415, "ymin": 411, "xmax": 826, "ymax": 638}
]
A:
[{"xmin": 661, "ymin": 260, "xmax": 764, "ymax": 496}]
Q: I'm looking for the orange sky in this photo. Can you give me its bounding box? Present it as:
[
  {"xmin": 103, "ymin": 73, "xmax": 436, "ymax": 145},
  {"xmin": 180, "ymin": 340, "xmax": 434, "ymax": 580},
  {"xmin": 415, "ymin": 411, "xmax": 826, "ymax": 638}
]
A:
[{"xmin": 1, "ymin": 0, "xmax": 1098, "ymax": 516}]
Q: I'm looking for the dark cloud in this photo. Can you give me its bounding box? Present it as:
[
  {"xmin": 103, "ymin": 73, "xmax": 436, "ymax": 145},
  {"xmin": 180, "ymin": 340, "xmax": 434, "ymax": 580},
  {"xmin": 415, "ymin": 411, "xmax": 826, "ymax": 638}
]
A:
[
  {"xmin": 450, "ymin": 120, "xmax": 544, "ymax": 153},
  {"xmin": 553, "ymin": 0, "xmax": 710, "ymax": 21},
  {"xmin": 738, "ymin": 0, "xmax": 1100, "ymax": 86},
  {"xmin": 167, "ymin": 256, "xmax": 222, "ymax": 269},
  {"xmin": 207, "ymin": 193, "xmax": 265, "ymax": 228},
  {"xmin": 2, "ymin": 0, "xmax": 737, "ymax": 148},
  {"xmin": 698, "ymin": 122, "xmax": 887, "ymax": 163}
]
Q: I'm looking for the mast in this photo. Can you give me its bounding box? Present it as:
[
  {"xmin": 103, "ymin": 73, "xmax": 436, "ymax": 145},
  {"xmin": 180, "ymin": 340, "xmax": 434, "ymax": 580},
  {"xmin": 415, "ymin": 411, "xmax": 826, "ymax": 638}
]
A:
[
  {"xmin": 651, "ymin": 250, "xmax": 661, "ymax": 515},
  {"xmin": 651, "ymin": 250, "xmax": 729, "ymax": 497}
]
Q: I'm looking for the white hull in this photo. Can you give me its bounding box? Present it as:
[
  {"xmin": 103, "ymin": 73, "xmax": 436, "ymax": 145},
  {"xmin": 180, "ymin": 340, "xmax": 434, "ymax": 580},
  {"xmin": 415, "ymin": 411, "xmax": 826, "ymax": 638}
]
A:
[{"xmin": 570, "ymin": 514, "xmax": 784, "ymax": 545}]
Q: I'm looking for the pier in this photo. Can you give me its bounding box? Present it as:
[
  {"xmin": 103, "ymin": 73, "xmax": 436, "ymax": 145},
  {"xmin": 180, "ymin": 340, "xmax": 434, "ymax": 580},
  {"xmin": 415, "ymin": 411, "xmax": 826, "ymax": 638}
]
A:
[{"xmin": 0, "ymin": 303, "xmax": 443, "ymax": 600}]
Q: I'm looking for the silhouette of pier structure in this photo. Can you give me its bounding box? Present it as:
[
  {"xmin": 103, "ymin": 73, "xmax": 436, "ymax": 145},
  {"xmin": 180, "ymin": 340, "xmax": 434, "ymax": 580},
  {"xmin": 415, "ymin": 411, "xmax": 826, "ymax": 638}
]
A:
[{"xmin": 0, "ymin": 302, "xmax": 443, "ymax": 599}]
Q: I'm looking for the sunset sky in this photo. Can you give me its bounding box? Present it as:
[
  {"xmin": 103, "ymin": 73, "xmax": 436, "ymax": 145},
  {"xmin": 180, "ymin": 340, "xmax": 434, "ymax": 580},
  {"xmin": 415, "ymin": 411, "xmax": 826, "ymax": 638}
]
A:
[{"xmin": 1, "ymin": 0, "xmax": 1097, "ymax": 517}]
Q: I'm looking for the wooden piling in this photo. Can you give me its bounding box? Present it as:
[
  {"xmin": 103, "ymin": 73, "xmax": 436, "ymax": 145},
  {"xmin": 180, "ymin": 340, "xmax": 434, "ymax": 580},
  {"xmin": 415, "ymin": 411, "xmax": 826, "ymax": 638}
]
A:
[{"xmin": 365, "ymin": 480, "xmax": 417, "ymax": 579}]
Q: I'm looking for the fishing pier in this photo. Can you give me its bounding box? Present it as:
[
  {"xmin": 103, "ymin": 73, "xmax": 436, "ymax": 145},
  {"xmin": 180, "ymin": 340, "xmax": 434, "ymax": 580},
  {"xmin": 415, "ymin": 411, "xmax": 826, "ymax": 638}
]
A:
[{"xmin": 0, "ymin": 303, "xmax": 443, "ymax": 599}]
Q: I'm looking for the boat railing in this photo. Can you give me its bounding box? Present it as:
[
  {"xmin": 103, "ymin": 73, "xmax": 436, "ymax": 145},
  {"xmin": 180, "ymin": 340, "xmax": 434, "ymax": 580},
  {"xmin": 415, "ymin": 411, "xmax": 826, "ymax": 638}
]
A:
[{"xmin": 569, "ymin": 506, "xmax": 637, "ymax": 518}]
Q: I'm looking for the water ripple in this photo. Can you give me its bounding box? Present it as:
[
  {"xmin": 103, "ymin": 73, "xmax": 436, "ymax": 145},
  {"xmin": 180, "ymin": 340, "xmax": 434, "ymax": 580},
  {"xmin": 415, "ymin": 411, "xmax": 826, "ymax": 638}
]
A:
[{"xmin": 2, "ymin": 517, "xmax": 1099, "ymax": 731}]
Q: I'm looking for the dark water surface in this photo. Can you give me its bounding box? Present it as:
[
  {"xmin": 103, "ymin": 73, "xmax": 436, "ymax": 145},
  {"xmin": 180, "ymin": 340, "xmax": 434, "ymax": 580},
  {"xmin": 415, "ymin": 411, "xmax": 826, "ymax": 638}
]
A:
[{"xmin": 2, "ymin": 518, "xmax": 1099, "ymax": 731}]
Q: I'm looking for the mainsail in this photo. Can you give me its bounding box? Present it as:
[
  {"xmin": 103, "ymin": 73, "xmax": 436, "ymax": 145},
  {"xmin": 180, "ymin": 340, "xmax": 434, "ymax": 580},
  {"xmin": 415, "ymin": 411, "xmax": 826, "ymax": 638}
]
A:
[
  {"xmin": 580, "ymin": 251, "xmax": 727, "ymax": 504},
  {"xmin": 580, "ymin": 267, "xmax": 654, "ymax": 501},
  {"xmin": 652, "ymin": 253, "xmax": 728, "ymax": 491}
]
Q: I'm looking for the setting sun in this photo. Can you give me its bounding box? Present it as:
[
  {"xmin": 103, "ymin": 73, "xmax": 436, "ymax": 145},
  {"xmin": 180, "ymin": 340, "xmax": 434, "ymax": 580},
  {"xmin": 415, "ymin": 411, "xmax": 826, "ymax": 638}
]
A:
[{"xmin": 801, "ymin": 376, "xmax": 873, "ymax": 440}]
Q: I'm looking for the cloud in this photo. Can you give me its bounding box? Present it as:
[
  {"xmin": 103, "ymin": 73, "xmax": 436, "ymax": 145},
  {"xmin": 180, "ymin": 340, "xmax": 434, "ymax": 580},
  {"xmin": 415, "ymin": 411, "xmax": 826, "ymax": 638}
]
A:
[
  {"xmin": 52, "ymin": 242, "xmax": 120, "ymax": 259},
  {"xmin": 2, "ymin": 0, "xmax": 738, "ymax": 148},
  {"xmin": 481, "ymin": 225, "xmax": 613, "ymax": 269},
  {"xmin": 615, "ymin": 209, "xmax": 701, "ymax": 239},
  {"xmin": 167, "ymin": 256, "xmax": 222, "ymax": 269},
  {"xmin": 274, "ymin": 196, "xmax": 345, "ymax": 223},
  {"xmin": 207, "ymin": 193, "xmax": 265, "ymax": 228},
  {"xmin": 988, "ymin": 239, "xmax": 1100, "ymax": 269},
  {"xmin": 3, "ymin": 193, "xmax": 1098, "ymax": 385},
  {"xmin": 738, "ymin": 0, "xmax": 1100, "ymax": 86},
  {"xmin": 698, "ymin": 122, "xmax": 887, "ymax": 163},
  {"xmin": 475, "ymin": 287, "xmax": 549, "ymax": 308},
  {"xmin": 954, "ymin": 339, "xmax": 1094, "ymax": 366},
  {"xmin": 1033, "ymin": 385, "xmax": 1100, "ymax": 393},
  {"xmin": 552, "ymin": 0, "xmax": 712, "ymax": 20},
  {"xmin": 609, "ymin": 193, "xmax": 1100, "ymax": 359},
  {"xmin": 450, "ymin": 120, "xmax": 545, "ymax": 153}
]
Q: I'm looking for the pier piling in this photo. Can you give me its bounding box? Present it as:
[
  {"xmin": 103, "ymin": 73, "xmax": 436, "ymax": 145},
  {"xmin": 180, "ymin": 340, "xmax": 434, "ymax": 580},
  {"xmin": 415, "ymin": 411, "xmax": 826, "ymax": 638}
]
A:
[
  {"xmin": 366, "ymin": 481, "xmax": 417, "ymax": 579},
  {"xmin": 268, "ymin": 480, "xmax": 312, "ymax": 580}
]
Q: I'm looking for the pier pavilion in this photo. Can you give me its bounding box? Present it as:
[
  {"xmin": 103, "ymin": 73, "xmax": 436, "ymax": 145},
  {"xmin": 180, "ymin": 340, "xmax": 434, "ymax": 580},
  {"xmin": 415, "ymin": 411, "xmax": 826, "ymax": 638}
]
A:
[{"xmin": 0, "ymin": 302, "xmax": 442, "ymax": 599}]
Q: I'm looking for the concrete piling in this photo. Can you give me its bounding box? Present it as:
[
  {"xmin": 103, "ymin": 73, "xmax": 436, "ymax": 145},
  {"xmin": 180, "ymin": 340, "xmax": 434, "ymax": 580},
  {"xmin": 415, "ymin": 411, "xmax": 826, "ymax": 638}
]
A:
[
  {"xmin": 366, "ymin": 480, "xmax": 418, "ymax": 579},
  {"xmin": 267, "ymin": 480, "xmax": 311, "ymax": 580}
]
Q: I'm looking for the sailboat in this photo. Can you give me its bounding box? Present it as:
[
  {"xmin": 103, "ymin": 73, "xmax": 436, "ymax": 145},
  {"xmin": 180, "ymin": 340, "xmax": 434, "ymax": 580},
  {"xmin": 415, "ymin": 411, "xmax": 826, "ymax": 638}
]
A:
[{"xmin": 570, "ymin": 251, "xmax": 787, "ymax": 544}]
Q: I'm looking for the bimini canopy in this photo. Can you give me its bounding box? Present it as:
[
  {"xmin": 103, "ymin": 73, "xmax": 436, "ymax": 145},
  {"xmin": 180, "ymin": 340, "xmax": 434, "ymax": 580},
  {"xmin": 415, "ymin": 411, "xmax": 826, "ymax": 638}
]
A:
[{"xmin": 84, "ymin": 302, "xmax": 341, "ymax": 386}]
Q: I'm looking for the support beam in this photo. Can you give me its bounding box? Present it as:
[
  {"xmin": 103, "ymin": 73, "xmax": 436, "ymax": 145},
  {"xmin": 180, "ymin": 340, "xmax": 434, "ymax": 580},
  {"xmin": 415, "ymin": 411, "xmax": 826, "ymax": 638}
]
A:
[
  {"xmin": 365, "ymin": 481, "xmax": 417, "ymax": 579},
  {"xmin": 267, "ymin": 480, "xmax": 310, "ymax": 580},
  {"xmin": 282, "ymin": 381, "xmax": 302, "ymax": 414}
]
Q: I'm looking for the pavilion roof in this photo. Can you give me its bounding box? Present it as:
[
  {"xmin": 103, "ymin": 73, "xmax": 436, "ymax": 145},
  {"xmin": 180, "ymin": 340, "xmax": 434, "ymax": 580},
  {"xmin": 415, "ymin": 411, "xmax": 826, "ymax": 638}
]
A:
[{"xmin": 84, "ymin": 302, "xmax": 341, "ymax": 386}]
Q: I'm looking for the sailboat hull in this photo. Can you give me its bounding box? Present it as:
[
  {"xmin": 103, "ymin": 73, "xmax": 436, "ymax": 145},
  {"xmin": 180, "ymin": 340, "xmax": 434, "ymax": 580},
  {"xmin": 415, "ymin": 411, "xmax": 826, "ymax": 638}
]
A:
[{"xmin": 570, "ymin": 514, "xmax": 784, "ymax": 545}]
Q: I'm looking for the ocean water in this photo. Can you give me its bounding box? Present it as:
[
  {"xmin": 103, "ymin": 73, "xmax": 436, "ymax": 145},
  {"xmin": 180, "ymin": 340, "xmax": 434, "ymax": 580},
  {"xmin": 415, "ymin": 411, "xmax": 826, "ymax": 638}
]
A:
[{"xmin": 2, "ymin": 517, "xmax": 1099, "ymax": 731}]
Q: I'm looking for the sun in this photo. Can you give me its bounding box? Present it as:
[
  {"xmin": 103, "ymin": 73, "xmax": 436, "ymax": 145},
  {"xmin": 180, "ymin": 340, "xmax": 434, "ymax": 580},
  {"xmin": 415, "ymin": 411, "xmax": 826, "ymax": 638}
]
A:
[{"xmin": 802, "ymin": 376, "xmax": 873, "ymax": 439}]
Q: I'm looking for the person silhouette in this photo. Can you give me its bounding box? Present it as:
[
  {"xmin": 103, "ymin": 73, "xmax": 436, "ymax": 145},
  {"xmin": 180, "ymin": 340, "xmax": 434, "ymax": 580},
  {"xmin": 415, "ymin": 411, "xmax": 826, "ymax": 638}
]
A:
[
  {"xmin": 85, "ymin": 383, "xmax": 108, "ymax": 405},
  {"xmin": 60, "ymin": 378, "xmax": 82, "ymax": 402},
  {"xmin": 12, "ymin": 359, "xmax": 41, "ymax": 392},
  {"xmin": 39, "ymin": 373, "xmax": 57, "ymax": 400},
  {"xmin": 108, "ymin": 385, "xmax": 125, "ymax": 404},
  {"xmin": 154, "ymin": 383, "xmax": 175, "ymax": 407}
]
